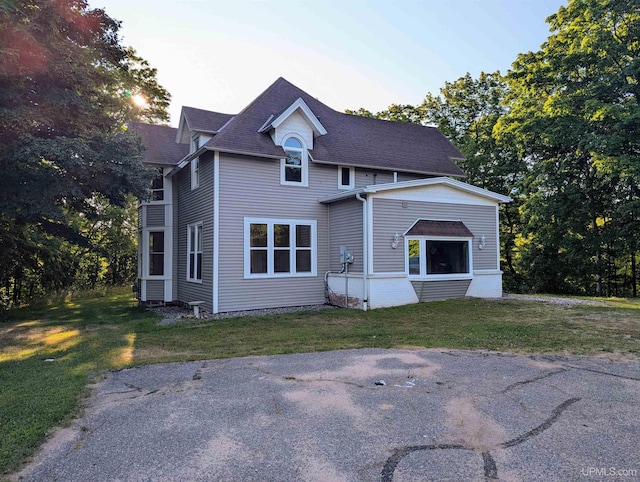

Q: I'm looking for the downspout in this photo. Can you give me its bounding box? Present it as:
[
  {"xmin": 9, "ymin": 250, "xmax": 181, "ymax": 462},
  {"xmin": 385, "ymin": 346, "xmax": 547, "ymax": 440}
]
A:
[{"xmin": 356, "ymin": 193, "xmax": 369, "ymax": 311}]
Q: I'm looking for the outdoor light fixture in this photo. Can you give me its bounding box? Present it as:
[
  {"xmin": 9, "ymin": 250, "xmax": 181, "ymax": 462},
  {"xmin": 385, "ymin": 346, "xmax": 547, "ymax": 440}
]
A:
[
  {"xmin": 478, "ymin": 235, "xmax": 487, "ymax": 250},
  {"xmin": 391, "ymin": 232, "xmax": 400, "ymax": 249}
]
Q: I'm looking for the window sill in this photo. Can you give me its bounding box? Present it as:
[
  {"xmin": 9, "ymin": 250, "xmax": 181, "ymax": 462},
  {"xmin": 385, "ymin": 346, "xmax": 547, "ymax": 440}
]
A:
[
  {"xmin": 244, "ymin": 272, "xmax": 316, "ymax": 280},
  {"xmin": 280, "ymin": 181, "xmax": 309, "ymax": 187},
  {"xmin": 186, "ymin": 279, "xmax": 203, "ymax": 284}
]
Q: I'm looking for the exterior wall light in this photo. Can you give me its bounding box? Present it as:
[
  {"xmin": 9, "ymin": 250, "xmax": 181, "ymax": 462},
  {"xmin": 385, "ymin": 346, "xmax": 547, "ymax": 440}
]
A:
[
  {"xmin": 391, "ymin": 232, "xmax": 400, "ymax": 249},
  {"xmin": 478, "ymin": 235, "xmax": 487, "ymax": 250}
]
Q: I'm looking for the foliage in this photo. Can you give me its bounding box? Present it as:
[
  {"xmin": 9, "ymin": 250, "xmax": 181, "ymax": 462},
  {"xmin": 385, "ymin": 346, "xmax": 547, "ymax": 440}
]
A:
[
  {"xmin": 496, "ymin": 0, "xmax": 640, "ymax": 296},
  {"xmin": 348, "ymin": 0, "xmax": 640, "ymax": 297},
  {"xmin": 0, "ymin": 0, "xmax": 170, "ymax": 310},
  {"xmin": 2, "ymin": 289, "xmax": 639, "ymax": 474}
]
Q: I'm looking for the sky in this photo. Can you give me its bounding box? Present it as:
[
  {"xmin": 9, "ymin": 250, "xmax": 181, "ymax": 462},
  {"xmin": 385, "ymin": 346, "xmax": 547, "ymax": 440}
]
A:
[{"xmin": 89, "ymin": 0, "xmax": 568, "ymax": 126}]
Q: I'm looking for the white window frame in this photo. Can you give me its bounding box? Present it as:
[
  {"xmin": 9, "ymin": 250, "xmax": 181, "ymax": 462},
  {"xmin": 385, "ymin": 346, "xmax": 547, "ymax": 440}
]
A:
[
  {"xmin": 145, "ymin": 228, "xmax": 168, "ymax": 278},
  {"xmin": 191, "ymin": 157, "xmax": 200, "ymax": 190},
  {"xmin": 191, "ymin": 134, "xmax": 200, "ymax": 190},
  {"xmin": 149, "ymin": 167, "xmax": 165, "ymax": 202},
  {"xmin": 338, "ymin": 166, "xmax": 355, "ymax": 190},
  {"xmin": 280, "ymin": 135, "xmax": 308, "ymax": 187},
  {"xmin": 405, "ymin": 236, "xmax": 473, "ymax": 281},
  {"xmin": 187, "ymin": 222, "xmax": 203, "ymax": 283},
  {"xmin": 244, "ymin": 217, "xmax": 317, "ymax": 278}
]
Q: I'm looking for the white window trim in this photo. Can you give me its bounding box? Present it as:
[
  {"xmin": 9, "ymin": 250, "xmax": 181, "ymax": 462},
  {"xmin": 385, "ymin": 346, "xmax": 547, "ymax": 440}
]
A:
[
  {"xmin": 338, "ymin": 166, "xmax": 355, "ymax": 190},
  {"xmin": 191, "ymin": 157, "xmax": 200, "ymax": 190},
  {"xmin": 187, "ymin": 222, "xmax": 203, "ymax": 283},
  {"xmin": 280, "ymin": 135, "xmax": 308, "ymax": 187},
  {"xmin": 405, "ymin": 236, "xmax": 473, "ymax": 280},
  {"xmin": 244, "ymin": 217, "xmax": 317, "ymax": 279},
  {"xmin": 149, "ymin": 167, "xmax": 165, "ymax": 203},
  {"xmin": 142, "ymin": 227, "xmax": 171, "ymax": 279}
]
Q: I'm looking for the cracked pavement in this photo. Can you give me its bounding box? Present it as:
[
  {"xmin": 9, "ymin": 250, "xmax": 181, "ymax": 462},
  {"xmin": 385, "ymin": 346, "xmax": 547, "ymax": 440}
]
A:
[{"xmin": 14, "ymin": 349, "xmax": 640, "ymax": 481}]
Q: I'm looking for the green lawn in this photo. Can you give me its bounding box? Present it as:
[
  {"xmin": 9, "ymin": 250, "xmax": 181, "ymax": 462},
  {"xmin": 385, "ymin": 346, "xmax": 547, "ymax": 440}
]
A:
[{"xmin": 1, "ymin": 288, "xmax": 639, "ymax": 475}]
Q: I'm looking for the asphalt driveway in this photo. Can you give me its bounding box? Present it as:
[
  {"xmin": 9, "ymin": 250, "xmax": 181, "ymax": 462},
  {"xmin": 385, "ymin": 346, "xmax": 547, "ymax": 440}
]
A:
[{"xmin": 15, "ymin": 349, "xmax": 640, "ymax": 481}]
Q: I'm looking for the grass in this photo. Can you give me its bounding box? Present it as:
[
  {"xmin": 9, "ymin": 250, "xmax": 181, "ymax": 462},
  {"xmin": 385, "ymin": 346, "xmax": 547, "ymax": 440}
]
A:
[{"xmin": 1, "ymin": 287, "xmax": 639, "ymax": 475}]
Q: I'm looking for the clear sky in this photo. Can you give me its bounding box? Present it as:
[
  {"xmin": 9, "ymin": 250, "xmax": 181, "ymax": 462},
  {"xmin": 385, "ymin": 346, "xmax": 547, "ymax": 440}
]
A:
[{"xmin": 89, "ymin": 0, "xmax": 567, "ymax": 126}]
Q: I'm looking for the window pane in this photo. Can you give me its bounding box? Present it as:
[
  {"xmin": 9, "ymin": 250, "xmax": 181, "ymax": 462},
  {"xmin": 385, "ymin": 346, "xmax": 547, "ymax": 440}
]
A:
[
  {"xmin": 149, "ymin": 232, "xmax": 164, "ymax": 253},
  {"xmin": 426, "ymin": 241, "xmax": 468, "ymax": 274},
  {"xmin": 250, "ymin": 250, "xmax": 267, "ymax": 274},
  {"xmin": 274, "ymin": 249, "xmax": 290, "ymax": 273},
  {"xmin": 285, "ymin": 166, "xmax": 302, "ymax": 182},
  {"xmin": 296, "ymin": 250, "xmax": 311, "ymax": 272},
  {"xmin": 408, "ymin": 239, "xmax": 420, "ymax": 275},
  {"xmin": 274, "ymin": 224, "xmax": 290, "ymax": 247},
  {"xmin": 285, "ymin": 151, "xmax": 302, "ymax": 166},
  {"xmin": 150, "ymin": 254, "xmax": 164, "ymax": 276},
  {"xmin": 284, "ymin": 137, "xmax": 302, "ymax": 149},
  {"xmin": 341, "ymin": 167, "xmax": 350, "ymax": 186},
  {"xmin": 196, "ymin": 253, "xmax": 202, "ymax": 280},
  {"xmin": 250, "ymin": 224, "xmax": 267, "ymax": 247},
  {"xmin": 151, "ymin": 172, "xmax": 163, "ymax": 190},
  {"xmin": 296, "ymin": 225, "xmax": 311, "ymax": 247},
  {"xmin": 189, "ymin": 253, "xmax": 195, "ymax": 279},
  {"xmin": 196, "ymin": 226, "xmax": 202, "ymax": 251}
]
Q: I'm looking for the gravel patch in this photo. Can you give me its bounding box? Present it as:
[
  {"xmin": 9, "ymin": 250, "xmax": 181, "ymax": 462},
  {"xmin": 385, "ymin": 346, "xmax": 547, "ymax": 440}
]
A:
[
  {"xmin": 503, "ymin": 294, "xmax": 609, "ymax": 306},
  {"xmin": 150, "ymin": 303, "xmax": 339, "ymax": 324}
]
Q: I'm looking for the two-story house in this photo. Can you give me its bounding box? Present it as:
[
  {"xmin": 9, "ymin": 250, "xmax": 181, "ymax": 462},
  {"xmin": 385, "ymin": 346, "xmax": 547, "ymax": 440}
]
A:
[{"xmin": 133, "ymin": 77, "xmax": 511, "ymax": 315}]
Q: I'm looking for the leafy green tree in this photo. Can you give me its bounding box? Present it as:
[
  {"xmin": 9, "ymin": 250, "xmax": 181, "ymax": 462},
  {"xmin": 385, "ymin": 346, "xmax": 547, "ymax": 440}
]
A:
[
  {"xmin": 0, "ymin": 0, "xmax": 170, "ymax": 308},
  {"xmin": 497, "ymin": 0, "xmax": 640, "ymax": 295}
]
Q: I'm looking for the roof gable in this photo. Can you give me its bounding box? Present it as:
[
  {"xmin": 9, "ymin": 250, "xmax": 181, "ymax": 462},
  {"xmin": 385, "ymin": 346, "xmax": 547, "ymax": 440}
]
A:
[
  {"xmin": 260, "ymin": 97, "xmax": 327, "ymax": 137},
  {"xmin": 176, "ymin": 106, "xmax": 235, "ymax": 144},
  {"xmin": 319, "ymin": 177, "xmax": 512, "ymax": 205}
]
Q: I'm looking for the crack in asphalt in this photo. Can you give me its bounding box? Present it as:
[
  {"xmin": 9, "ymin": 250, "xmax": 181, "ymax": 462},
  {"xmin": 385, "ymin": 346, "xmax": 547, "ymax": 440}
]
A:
[
  {"xmin": 500, "ymin": 397, "xmax": 581, "ymax": 448},
  {"xmin": 380, "ymin": 397, "xmax": 581, "ymax": 482},
  {"xmin": 500, "ymin": 368, "xmax": 567, "ymax": 393},
  {"xmin": 568, "ymin": 366, "xmax": 640, "ymax": 381}
]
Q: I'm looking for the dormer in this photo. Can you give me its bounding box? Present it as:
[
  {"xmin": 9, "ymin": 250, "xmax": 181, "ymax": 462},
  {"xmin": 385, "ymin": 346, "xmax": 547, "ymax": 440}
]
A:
[{"xmin": 259, "ymin": 98, "xmax": 327, "ymax": 150}]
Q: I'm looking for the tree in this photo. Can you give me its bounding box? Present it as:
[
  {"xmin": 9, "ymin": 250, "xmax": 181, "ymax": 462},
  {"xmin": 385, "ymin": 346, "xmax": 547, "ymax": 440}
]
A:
[
  {"xmin": 0, "ymin": 0, "xmax": 170, "ymax": 308},
  {"xmin": 496, "ymin": 0, "xmax": 640, "ymax": 295}
]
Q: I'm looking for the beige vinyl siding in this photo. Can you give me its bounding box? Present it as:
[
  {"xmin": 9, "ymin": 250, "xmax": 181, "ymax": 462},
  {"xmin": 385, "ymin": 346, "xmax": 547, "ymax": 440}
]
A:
[
  {"xmin": 410, "ymin": 280, "xmax": 471, "ymax": 302},
  {"xmin": 372, "ymin": 198, "xmax": 498, "ymax": 273},
  {"xmin": 327, "ymin": 199, "xmax": 363, "ymax": 272},
  {"xmin": 145, "ymin": 205, "xmax": 165, "ymax": 226},
  {"xmin": 146, "ymin": 280, "xmax": 165, "ymax": 300},
  {"xmin": 218, "ymin": 154, "xmax": 334, "ymax": 312},
  {"xmin": 354, "ymin": 169, "xmax": 395, "ymax": 188},
  {"xmin": 176, "ymin": 152, "xmax": 214, "ymax": 310}
]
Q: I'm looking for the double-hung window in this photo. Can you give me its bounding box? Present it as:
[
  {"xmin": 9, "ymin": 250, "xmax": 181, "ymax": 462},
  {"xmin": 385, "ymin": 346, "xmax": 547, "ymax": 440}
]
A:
[
  {"xmin": 187, "ymin": 223, "xmax": 203, "ymax": 282},
  {"xmin": 148, "ymin": 231, "xmax": 165, "ymax": 276},
  {"xmin": 245, "ymin": 218, "xmax": 316, "ymax": 278},
  {"xmin": 281, "ymin": 137, "xmax": 308, "ymax": 186},
  {"xmin": 150, "ymin": 168, "xmax": 164, "ymax": 201},
  {"xmin": 191, "ymin": 134, "xmax": 200, "ymax": 190}
]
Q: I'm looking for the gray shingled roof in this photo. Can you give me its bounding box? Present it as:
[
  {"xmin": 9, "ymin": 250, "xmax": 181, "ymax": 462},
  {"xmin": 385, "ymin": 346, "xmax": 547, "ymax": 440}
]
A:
[
  {"xmin": 130, "ymin": 122, "xmax": 188, "ymax": 166},
  {"xmin": 202, "ymin": 77, "xmax": 465, "ymax": 177},
  {"xmin": 134, "ymin": 78, "xmax": 466, "ymax": 177},
  {"xmin": 182, "ymin": 107, "xmax": 234, "ymax": 133},
  {"xmin": 405, "ymin": 220, "xmax": 473, "ymax": 237}
]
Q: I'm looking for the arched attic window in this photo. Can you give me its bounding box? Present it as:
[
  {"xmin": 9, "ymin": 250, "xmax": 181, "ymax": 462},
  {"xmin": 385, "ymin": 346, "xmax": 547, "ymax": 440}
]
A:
[{"xmin": 281, "ymin": 136, "xmax": 308, "ymax": 186}]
